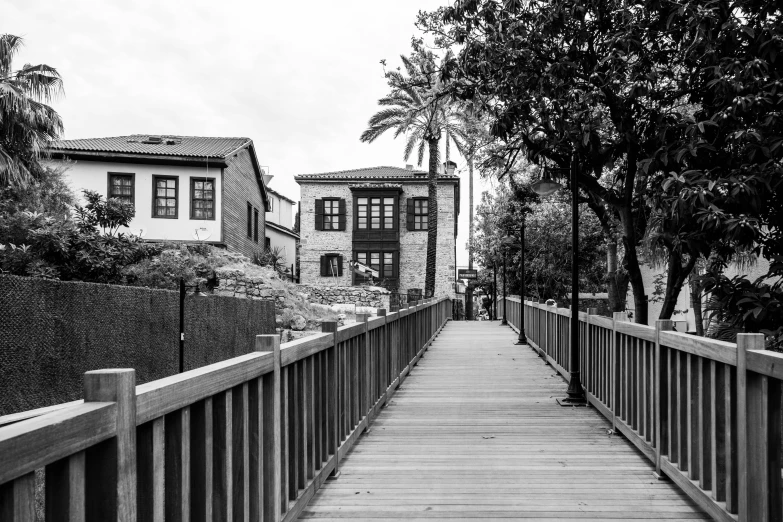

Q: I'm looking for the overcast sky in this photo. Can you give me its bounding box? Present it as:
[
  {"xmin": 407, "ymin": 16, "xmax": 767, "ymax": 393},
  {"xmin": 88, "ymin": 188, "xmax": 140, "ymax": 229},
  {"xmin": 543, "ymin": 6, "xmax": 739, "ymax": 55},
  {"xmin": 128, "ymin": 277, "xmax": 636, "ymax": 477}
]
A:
[{"xmin": 3, "ymin": 0, "xmax": 497, "ymax": 268}]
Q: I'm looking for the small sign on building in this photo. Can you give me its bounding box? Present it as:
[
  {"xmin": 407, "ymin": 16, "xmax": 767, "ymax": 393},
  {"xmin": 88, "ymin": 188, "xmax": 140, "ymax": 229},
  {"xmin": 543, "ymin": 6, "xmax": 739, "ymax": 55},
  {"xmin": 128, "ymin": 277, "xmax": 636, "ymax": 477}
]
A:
[{"xmin": 457, "ymin": 269, "xmax": 478, "ymax": 280}]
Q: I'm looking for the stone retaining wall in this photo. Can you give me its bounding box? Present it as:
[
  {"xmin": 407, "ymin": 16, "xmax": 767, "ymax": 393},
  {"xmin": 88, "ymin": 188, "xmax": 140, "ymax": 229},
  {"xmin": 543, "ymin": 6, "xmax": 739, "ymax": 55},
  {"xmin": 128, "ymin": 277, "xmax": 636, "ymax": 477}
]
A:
[{"xmin": 299, "ymin": 284, "xmax": 390, "ymax": 309}]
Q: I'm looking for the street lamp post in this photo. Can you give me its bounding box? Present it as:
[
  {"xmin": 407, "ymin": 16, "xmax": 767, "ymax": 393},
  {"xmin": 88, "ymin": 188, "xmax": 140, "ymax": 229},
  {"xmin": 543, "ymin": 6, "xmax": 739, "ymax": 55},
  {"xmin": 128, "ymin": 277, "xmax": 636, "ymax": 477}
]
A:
[
  {"xmin": 493, "ymin": 262, "xmax": 498, "ymax": 320},
  {"xmin": 514, "ymin": 220, "xmax": 528, "ymax": 346},
  {"xmin": 500, "ymin": 248, "xmax": 508, "ymax": 325},
  {"xmin": 179, "ymin": 278, "xmax": 207, "ymax": 373},
  {"xmin": 531, "ymin": 153, "xmax": 587, "ymax": 406}
]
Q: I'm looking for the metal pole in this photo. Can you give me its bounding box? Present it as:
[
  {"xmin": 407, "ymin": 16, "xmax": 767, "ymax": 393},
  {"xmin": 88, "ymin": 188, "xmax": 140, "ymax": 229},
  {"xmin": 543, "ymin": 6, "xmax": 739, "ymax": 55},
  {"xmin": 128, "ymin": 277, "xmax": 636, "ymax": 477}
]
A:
[
  {"xmin": 179, "ymin": 278, "xmax": 185, "ymax": 373},
  {"xmin": 515, "ymin": 218, "xmax": 528, "ymax": 345},
  {"xmin": 559, "ymin": 152, "xmax": 587, "ymax": 406},
  {"xmin": 501, "ymin": 249, "xmax": 508, "ymax": 325},
  {"xmin": 493, "ymin": 263, "xmax": 498, "ymax": 320}
]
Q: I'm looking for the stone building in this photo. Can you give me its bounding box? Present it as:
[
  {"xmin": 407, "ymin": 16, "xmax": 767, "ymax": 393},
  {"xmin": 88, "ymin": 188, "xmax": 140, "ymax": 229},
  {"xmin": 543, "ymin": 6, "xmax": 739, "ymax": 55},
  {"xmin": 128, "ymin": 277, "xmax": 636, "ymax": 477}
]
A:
[{"xmin": 294, "ymin": 164, "xmax": 460, "ymax": 298}]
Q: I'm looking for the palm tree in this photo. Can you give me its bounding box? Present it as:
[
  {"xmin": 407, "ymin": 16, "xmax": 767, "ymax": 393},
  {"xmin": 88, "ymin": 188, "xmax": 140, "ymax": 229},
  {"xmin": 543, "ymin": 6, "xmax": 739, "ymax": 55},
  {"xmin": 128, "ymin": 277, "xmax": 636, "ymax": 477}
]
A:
[
  {"xmin": 360, "ymin": 50, "xmax": 462, "ymax": 297},
  {"xmin": 0, "ymin": 34, "xmax": 64, "ymax": 188}
]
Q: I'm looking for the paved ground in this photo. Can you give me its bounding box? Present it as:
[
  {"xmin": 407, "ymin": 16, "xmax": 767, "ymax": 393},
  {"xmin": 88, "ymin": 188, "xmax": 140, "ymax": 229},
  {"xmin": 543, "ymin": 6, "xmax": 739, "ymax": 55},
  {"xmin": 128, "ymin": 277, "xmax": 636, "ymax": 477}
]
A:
[{"xmin": 300, "ymin": 321, "xmax": 708, "ymax": 521}]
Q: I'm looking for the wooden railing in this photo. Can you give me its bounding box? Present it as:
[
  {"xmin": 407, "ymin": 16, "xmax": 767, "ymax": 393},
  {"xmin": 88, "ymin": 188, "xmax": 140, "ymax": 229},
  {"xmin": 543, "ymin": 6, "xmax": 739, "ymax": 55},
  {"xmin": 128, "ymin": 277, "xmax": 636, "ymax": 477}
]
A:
[
  {"xmin": 504, "ymin": 296, "xmax": 782, "ymax": 522},
  {"xmin": 0, "ymin": 297, "xmax": 451, "ymax": 521}
]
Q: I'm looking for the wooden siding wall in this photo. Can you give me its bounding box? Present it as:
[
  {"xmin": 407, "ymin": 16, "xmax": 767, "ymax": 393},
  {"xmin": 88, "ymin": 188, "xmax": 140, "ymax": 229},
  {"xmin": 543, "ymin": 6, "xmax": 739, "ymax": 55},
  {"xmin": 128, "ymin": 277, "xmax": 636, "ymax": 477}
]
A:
[
  {"xmin": 0, "ymin": 297, "xmax": 452, "ymax": 522},
  {"xmin": 505, "ymin": 296, "xmax": 783, "ymax": 522},
  {"xmin": 223, "ymin": 148, "xmax": 266, "ymax": 259}
]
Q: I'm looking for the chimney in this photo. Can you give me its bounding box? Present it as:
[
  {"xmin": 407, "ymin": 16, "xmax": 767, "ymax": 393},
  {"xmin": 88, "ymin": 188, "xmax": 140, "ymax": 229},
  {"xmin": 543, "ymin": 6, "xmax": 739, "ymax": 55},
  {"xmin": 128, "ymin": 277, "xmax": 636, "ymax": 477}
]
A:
[{"xmin": 405, "ymin": 164, "xmax": 413, "ymax": 171}]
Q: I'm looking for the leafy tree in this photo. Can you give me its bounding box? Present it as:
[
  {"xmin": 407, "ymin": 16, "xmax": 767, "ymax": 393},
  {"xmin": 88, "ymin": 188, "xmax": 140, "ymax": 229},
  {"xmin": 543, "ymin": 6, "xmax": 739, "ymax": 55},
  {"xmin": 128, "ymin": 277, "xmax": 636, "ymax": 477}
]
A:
[
  {"xmin": 473, "ymin": 178, "xmax": 606, "ymax": 306},
  {"xmin": 360, "ymin": 47, "xmax": 463, "ymax": 297},
  {"xmin": 0, "ymin": 34, "xmax": 64, "ymax": 188},
  {"xmin": 0, "ymin": 190, "xmax": 148, "ymax": 282},
  {"xmin": 419, "ymin": 0, "xmax": 711, "ymax": 323},
  {"xmin": 642, "ymin": 0, "xmax": 782, "ymax": 337}
]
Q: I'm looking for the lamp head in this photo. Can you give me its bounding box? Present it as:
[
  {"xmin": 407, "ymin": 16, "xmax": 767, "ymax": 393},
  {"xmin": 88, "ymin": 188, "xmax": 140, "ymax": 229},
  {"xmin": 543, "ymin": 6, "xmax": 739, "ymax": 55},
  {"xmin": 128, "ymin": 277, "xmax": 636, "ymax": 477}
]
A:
[{"xmin": 530, "ymin": 168, "xmax": 563, "ymax": 197}]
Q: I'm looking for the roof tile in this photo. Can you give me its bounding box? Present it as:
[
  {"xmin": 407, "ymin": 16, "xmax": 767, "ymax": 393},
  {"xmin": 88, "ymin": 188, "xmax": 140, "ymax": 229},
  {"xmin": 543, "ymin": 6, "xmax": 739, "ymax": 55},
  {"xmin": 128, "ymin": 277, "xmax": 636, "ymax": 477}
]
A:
[
  {"xmin": 296, "ymin": 166, "xmax": 458, "ymax": 180},
  {"xmin": 50, "ymin": 135, "xmax": 251, "ymax": 159}
]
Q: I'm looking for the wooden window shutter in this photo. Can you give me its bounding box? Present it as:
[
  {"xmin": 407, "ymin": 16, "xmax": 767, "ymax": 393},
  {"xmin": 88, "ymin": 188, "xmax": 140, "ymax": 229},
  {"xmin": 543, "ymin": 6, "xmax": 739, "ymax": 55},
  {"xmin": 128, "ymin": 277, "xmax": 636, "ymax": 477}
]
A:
[
  {"xmin": 406, "ymin": 198, "xmax": 415, "ymax": 231},
  {"xmin": 337, "ymin": 199, "xmax": 346, "ymax": 231},
  {"xmin": 320, "ymin": 255, "xmax": 328, "ymax": 276},
  {"xmin": 314, "ymin": 199, "xmax": 324, "ymax": 231},
  {"xmin": 337, "ymin": 255, "xmax": 344, "ymax": 276}
]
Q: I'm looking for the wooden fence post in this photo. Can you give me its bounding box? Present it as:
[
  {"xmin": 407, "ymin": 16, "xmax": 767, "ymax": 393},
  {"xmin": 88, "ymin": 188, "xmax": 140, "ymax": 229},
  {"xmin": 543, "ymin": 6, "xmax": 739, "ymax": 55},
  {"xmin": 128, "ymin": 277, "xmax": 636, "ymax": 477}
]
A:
[
  {"xmin": 737, "ymin": 333, "xmax": 781, "ymax": 522},
  {"xmin": 83, "ymin": 369, "xmax": 137, "ymax": 522},
  {"xmin": 585, "ymin": 308, "xmax": 597, "ymax": 397},
  {"xmin": 321, "ymin": 321, "xmax": 340, "ymax": 480},
  {"xmin": 255, "ymin": 335, "xmax": 281, "ymax": 522},
  {"xmin": 611, "ymin": 312, "xmax": 628, "ymax": 434},
  {"xmin": 358, "ymin": 314, "xmax": 371, "ymax": 431},
  {"xmin": 653, "ymin": 319, "xmax": 673, "ymax": 480}
]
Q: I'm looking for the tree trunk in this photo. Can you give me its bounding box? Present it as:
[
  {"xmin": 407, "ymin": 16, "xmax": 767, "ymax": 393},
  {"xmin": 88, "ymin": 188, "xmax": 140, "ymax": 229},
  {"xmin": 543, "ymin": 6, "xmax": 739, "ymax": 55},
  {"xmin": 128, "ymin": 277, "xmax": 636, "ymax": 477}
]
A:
[
  {"xmin": 620, "ymin": 212, "xmax": 648, "ymax": 324},
  {"xmin": 424, "ymin": 138, "xmax": 439, "ymax": 298},
  {"xmin": 659, "ymin": 253, "xmax": 697, "ymax": 321},
  {"xmin": 689, "ymin": 269, "xmax": 704, "ymax": 336},
  {"xmin": 605, "ymin": 241, "xmax": 623, "ymax": 313}
]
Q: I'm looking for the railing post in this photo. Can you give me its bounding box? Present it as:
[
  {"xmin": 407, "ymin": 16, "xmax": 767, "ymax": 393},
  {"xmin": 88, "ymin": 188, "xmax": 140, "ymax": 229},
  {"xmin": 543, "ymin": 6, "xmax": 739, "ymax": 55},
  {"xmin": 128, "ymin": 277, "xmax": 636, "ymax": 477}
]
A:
[
  {"xmin": 738, "ymin": 333, "xmax": 780, "ymax": 521},
  {"xmin": 585, "ymin": 308, "xmax": 597, "ymax": 396},
  {"xmin": 358, "ymin": 313, "xmax": 371, "ymax": 431},
  {"xmin": 256, "ymin": 335, "xmax": 281, "ymax": 522},
  {"xmin": 321, "ymin": 321, "xmax": 340, "ymax": 480},
  {"xmin": 653, "ymin": 319, "xmax": 673, "ymax": 479},
  {"xmin": 611, "ymin": 312, "xmax": 628, "ymax": 434},
  {"xmin": 83, "ymin": 369, "xmax": 137, "ymax": 522},
  {"xmin": 377, "ymin": 309, "xmax": 387, "ymax": 404}
]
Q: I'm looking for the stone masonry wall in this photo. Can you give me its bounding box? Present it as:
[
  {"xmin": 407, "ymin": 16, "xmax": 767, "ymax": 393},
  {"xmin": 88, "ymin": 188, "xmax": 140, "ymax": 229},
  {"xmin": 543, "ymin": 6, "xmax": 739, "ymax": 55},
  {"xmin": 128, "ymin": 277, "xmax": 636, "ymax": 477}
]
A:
[
  {"xmin": 398, "ymin": 182, "xmax": 457, "ymax": 299},
  {"xmin": 215, "ymin": 267, "xmax": 286, "ymax": 301},
  {"xmin": 297, "ymin": 180, "xmax": 457, "ymax": 299},
  {"xmin": 299, "ymin": 285, "xmax": 390, "ymax": 309},
  {"xmin": 298, "ymin": 183, "xmax": 354, "ymax": 286}
]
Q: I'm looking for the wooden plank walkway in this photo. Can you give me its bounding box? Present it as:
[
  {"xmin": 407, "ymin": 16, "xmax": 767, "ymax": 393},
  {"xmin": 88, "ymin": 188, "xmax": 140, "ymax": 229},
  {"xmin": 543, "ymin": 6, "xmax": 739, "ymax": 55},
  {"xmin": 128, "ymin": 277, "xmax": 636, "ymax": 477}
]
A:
[{"xmin": 300, "ymin": 321, "xmax": 709, "ymax": 521}]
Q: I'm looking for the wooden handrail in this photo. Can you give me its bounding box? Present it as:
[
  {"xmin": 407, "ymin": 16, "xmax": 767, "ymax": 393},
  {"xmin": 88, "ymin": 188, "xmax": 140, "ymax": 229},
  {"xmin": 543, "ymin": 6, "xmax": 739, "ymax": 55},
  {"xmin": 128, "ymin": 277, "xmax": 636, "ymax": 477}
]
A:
[
  {"xmin": 0, "ymin": 296, "xmax": 452, "ymax": 521},
  {"xmin": 506, "ymin": 296, "xmax": 782, "ymax": 522}
]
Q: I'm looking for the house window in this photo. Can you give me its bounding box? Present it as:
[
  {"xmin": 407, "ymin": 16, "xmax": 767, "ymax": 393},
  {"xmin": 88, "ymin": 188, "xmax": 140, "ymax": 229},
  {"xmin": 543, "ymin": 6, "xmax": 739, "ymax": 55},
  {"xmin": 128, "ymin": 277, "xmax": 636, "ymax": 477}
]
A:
[
  {"xmin": 354, "ymin": 251, "xmax": 395, "ymax": 284},
  {"xmin": 323, "ymin": 199, "xmax": 340, "ymax": 230},
  {"xmin": 247, "ymin": 203, "xmax": 253, "ymax": 239},
  {"xmin": 413, "ymin": 198, "xmax": 428, "ymax": 230},
  {"xmin": 320, "ymin": 253, "xmax": 343, "ymax": 276},
  {"xmin": 153, "ymin": 176, "xmax": 178, "ymax": 218},
  {"xmin": 265, "ymin": 237, "xmax": 271, "ymax": 250},
  {"xmin": 356, "ymin": 197, "xmax": 395, "ymax": 230},
  {"xmin": 108, "ymin": 173, "xmax": 134, "ymax": 205},
  {"xmin": 191, "ymin": 178, "xmax": 215, "ymax": 220},
  {"xmin": 254, "ymin": 208, "xmax": 259, "ymax": 242}
]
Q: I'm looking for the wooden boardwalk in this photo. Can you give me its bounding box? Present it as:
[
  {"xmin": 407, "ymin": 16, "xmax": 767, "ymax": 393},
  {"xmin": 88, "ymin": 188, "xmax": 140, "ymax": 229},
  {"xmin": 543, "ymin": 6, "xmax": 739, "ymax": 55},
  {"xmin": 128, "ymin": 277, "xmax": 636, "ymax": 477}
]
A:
[{"xmin": 300, "ymin": 321, "xmax": 709, "ymax": 521}]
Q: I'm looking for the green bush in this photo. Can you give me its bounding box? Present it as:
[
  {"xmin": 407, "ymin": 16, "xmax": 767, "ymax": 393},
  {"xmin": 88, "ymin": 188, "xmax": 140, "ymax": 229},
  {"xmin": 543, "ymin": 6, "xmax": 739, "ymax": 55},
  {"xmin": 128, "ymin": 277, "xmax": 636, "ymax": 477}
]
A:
[{"xmin": 0, "ymin": 190, "xmax": 148, "ymax": 283}]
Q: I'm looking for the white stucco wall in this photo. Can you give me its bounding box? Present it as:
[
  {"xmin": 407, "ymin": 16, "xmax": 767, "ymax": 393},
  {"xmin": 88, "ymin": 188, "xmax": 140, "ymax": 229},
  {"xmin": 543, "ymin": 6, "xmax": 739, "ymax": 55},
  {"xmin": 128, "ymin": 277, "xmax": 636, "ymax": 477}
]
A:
[
  {"xmin": 265, "ymin": 226, "xmax": 298, "ymax": 267},
  {"xmin": 266, "ymin": 191, "xmax": 295, "ymax": 230},
  {"xmin": 627, "ymin": 257, "xmax": 772, "ymax": 330},
  {"xmin": 55, "ymin": 160, "xmax": 223, "ymax": 242}
]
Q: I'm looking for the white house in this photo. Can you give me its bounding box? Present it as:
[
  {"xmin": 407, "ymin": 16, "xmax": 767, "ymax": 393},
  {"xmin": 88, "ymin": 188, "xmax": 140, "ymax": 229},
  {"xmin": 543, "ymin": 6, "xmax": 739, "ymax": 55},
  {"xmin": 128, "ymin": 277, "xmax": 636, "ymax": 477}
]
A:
[
  {"xmin": 264, "ymin": 182, "xmax": 299, "ymax": 269},
  {"xmin": 49, "ymin": 135, "xmax": 269, "ymax": 259}
]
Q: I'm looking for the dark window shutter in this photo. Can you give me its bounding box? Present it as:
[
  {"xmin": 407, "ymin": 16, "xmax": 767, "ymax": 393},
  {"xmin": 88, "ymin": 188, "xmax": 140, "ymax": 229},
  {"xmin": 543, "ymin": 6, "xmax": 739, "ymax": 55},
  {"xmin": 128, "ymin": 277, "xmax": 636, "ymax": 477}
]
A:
[
  {"xmin": 320, "ymin": 255, "xmax": 328, "ymax": 276},
  {"xmin": 315, "ymin": 199, "xmax": 324, "ymax": 231},
  {"xmin": 406, "ymin": 198, "xmax": 415, "ymax": 231},
  {"xmin": 337, "ymin": 255, "xmax": 344, "ymax": 276},
  {"xmin": 337, "ymin": 198, "xmax": 346, "ymax": 230}
]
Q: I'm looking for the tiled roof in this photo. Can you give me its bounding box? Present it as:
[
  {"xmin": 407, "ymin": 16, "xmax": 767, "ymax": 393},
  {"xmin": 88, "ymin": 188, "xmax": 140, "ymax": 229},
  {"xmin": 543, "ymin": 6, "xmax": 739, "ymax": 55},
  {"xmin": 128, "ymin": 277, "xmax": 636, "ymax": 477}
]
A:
[
  {"xmin": 50, "ymin": 135, "xmax": 251, "ymax": 158},
  {"xmin": 296, "ymin": 166, "xmax": 457, "ymax": 180}
]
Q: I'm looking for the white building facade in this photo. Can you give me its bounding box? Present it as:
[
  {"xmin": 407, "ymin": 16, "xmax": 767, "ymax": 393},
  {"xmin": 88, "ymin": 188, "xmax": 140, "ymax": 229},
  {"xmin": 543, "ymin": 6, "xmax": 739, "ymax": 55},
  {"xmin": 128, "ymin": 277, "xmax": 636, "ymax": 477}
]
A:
[{"xmin": 50, "ymin": 135, "xmax": 269, "ymax": 259}]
